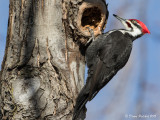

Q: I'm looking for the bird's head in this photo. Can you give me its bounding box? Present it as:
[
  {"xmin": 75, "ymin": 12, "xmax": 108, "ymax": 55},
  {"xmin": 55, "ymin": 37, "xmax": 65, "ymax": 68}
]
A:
[{"xmin": 113, "ymin": 14, "xmax": 150, "ymax": 37}]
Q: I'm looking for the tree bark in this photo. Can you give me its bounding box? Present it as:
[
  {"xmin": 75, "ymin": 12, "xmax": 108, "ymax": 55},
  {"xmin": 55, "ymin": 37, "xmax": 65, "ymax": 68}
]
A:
[{"xmin": 0, "ymin": 0, "xmax": 108, "ymax": 119}]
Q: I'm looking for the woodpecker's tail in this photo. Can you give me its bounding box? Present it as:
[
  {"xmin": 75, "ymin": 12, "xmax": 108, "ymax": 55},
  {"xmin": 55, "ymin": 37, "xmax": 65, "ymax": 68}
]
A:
[{"xmin": 72, "ymin": 86, "xmax": 89, "ymax": 120}]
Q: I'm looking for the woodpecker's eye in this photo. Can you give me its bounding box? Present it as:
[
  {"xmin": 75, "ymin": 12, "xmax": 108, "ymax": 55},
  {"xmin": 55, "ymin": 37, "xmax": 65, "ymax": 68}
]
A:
[{"xmin": 131, "ymin": 20, "xmax": 137, "ymax": 24}]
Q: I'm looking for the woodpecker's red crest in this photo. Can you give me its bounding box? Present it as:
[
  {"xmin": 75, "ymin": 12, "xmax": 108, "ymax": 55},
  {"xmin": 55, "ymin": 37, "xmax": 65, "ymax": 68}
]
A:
[{"xmin": 129, "ymin": 19, "xmax": 150, "ymax": 34}]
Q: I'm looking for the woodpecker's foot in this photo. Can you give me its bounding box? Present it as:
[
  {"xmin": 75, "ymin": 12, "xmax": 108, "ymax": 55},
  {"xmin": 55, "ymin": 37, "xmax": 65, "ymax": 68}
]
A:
[
  {"xmin": 85, "ymin": 27, "xmax": 95, "ymax": 46},
  {"xmin": 85, "ymin": 37, "xmax": 93, "ymax": 46}
]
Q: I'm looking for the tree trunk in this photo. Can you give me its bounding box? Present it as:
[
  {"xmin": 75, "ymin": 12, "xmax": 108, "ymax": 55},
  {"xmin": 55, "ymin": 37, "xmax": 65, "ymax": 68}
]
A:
[{"xmin": 0, "ymin": 0, "xmax": 108, "ymax": 119}]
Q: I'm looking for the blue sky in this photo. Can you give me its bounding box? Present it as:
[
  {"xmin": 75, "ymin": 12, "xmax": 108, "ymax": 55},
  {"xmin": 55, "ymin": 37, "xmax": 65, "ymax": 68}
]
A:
[
  {"xmin": 0, "ymin": 0, "xmax": 9, "ymax": 66},
  {"xmin": 0, "ymin": 0, "xmax": 160, "ymax": 120},
  {"xmin": 85, "ymin": 0, "xmax": 160, "ymax": 120}
]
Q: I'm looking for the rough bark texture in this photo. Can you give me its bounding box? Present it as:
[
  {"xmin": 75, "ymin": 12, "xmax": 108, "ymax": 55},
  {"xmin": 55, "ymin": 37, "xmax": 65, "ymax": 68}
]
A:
[{"xmin": 0, "ymin": 0, "xmax": 108, "ymax": 119}]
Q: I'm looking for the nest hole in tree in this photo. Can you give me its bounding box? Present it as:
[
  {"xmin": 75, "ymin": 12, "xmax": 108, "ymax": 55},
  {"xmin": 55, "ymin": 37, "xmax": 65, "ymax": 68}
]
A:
[{"xmin": 81, "ymin": 7, "xmax": 102, "ymax": 29}]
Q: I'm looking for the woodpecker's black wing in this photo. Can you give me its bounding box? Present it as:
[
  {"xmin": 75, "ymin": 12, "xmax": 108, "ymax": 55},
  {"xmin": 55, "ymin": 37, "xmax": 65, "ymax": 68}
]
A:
[{"xmin": 86, "ymin": 31, "xmax": 132, "ymax": 100}]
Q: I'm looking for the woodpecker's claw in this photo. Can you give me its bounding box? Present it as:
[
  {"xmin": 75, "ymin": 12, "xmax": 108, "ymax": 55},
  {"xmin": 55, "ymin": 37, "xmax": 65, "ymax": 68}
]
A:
[
  {"xmin": 85, "ymin": 27, "xmax": 95, "ymax": 46},
  {"xmin": 87, "ymin": 27, "xmax": 94, "ymax": 38}
]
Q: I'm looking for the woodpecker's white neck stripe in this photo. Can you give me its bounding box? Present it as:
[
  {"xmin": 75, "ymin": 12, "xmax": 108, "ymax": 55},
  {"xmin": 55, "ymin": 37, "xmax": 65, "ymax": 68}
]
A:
[
  {"xmin": 104, "ymin": 28, "xmax": 142, "ymax": 40},
  {"xmin": 120, "ymin": 20, "xmax": 142, "ymax": 37},
  {"xmin": 120, "ymin": 28, "xmax": 142, "ymax": 38}
]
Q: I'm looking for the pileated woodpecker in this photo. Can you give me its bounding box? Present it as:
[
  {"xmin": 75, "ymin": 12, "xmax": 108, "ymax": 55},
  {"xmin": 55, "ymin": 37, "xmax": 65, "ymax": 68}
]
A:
[{"xmin": 73, "ymin": 14, "xmax": 150, "ymax": 120}]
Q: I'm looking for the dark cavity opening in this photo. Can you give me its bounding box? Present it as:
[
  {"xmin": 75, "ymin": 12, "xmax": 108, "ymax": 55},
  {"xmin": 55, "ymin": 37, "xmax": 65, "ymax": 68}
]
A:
[{"xmin": 81, "ymin": 7, "xmax": 102, "ymax": 28}]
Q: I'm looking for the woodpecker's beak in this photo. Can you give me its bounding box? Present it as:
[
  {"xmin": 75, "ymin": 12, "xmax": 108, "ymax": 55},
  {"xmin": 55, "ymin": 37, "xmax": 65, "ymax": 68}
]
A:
[
  {"xmin": 113, "ymin": 14, "xmax": 126, "ymax": 22},
  {"xmin": 113, "ymin": 14, "xmax": 132, "ymax": 30}
]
